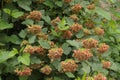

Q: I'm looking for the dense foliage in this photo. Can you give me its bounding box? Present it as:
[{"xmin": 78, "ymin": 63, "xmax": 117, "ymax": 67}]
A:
[{"xmin": 0, "ymin": 0, "xmax": 120, "ymax": 80}]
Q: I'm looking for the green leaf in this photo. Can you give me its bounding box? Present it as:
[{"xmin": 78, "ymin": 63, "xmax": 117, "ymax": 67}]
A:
[
  {"xmin": 30, "ymin": 56, "xmax": 41, "ymax": 64},
  {"xmin": 82, "ymin": 72, "xmax": 86, "ymax": 80},
  {"xmin": 17, "ymin": 0, "xmax": 31, "ymax": 11},
  {"xmin": 18, "ymin": 29, "xmax": 27, "ymax": 38},
  {"xmin": 55, "ymin": 1, "xmax": 63, "ymax": 7},
  {"xmin": 22, "ymin": 19, "xmax": 34, "ymax": 25},
  {"xmin": 9, "ymin": 35, "xmax": 21, "ymax": 44},
  {"xmin": 42, "ymin": 15, "xmax": 51, "ymax": 24},
  {"xmin": 66, "ymin": 40, "xmax": 82, "ymax": 49},
  {"xmin": 3, "ymin": 8, "xmax": 11, "ymax": 14},
  {"xmin": 11, "ymin": 9, "xmax": 24, "ymax": 18},
  {"xmin": 38, "ymin": 39, "xmax": 50, "ymax": 49},
  {"xmin": 58, "ymin": 18, "xmax": 69, "ymax": 30},
  {"xmin": 54, "ymin": 77, "xmax": 61, "ymax": 80},
  {"xmin": 44, "ymin": 1, "xmax": 54, "ymax": 9},
  {"xmin": 95, "ymin": 7, "xmax": 111, "ymax": 20},
  {"xmin": 19, "ymin": 76, "xmax": 28, "ymax": 80},
  {"xmin": 0, "ymin": 20, "xmax": 13, "ymax": 30},
  {"xmin": 62, "ymin": 43, "xmax": 72, "ymax": 55},
  {"xmin": 65, "ymin": 72, "xmax": 75, "ymax": 78},
  {"xmin": 18, "ymin": 53, "xmax": 30, "ymax": 65},
  {"xmin": 76, "ymin": 30, "xmax": 84, "ymax": 38},
  {"xmin": 28, "ymin": 35, "xmax": 36, "ymax": 44}
]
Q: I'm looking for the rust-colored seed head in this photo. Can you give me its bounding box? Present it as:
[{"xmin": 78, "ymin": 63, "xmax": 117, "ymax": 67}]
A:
[
  {"xmin": 27, "ymin": 25, "xmax": 41, "ymax": 34},
  {"xmin": 87, "ymin": 4, "xmax": 96, "ymax": 10},
  {"xmin": 82, "ymin": 38, "xmax": 98, "ymax": 49},
  {"xmin": 48, "ymin": 48, "xmax": 63, "ymax": 61},
  {"xmin": 27, "ymin": 11, "xmax": 42, "ymax": 21},
  {"xmin": 20, "ymin": 13, "xmax": 29, "ymax": 20},
  {"xmin": 94, "ymin": 73, "xmax": 107, "ymax": 80},
  {"xmin": 72, "ymin": 4, "xmax": 82, "ymax": 13},
  {"xmin": 41, "ymin": 65, "xmax": 52, "ymax": 75},
  {"xmin": 97, "ymin": 43, "xmax": 109, "ymax": 53},
  {"xmin": 48, "ymin": 41, "xmax": 56, "ymax": 48},
  {"xmin": 102, "ymin": 61, "xmax": 111, "ymax": 68},
  {"xmin": 70, "ymin": 23, "xmax": 82, "ymax": 33},
  {"xmin": 51, "ymin": 17, "xmax": 61, "ymax": 27},
  {"xmin": 63, "ymin": 30, "xmax": 73, "ymax": 39},
  {"xmin": 83, "ymin": 29, "xmax": 91, "ymax": 36},
  {"xmin": 73, "ymin": 48, "xmax": 93, "ymax": 61},
  {"xmin": 61, "ymin": 59, "xmax": 78, "ymax": 72},
  {"xmin": 14, "ymin": 67, "xmax": 32, "ymax": 76},
  {"xmin": 64, "ymin": 0, "xmax": 72, "ymax": 3},
  {"xmin": 94, "ymin": 27, "xmax": 104, "ymax": 36},
  {"xmin": 34, "ymin": 46, "xmax": 46, "ymax": 55},
  {"xmin": 20, "ymin": 40, "xmax": 29, "ymax": 46},
  {"xmin": 37, "ymin": 32, "xmax": 48, "ymax": 40},
  {"xmin": 70, "ymin": 14, "xmax": 79, "ymax": 21},
  {"xmin": 85, "ymin": 20, "xmax": 95, "ymax": 29},
  {"xmin": 23, "ymin": 45, "xmax": 35, "ymax": 54}
]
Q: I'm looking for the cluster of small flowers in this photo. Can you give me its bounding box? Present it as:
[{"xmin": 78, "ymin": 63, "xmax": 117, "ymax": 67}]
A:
[
  {"xmin": 51, "ymin": 17, "xmax": 61, "ymax": 27},
  {"xmin": 83, "ymin": 29, "xmax": 91, "ymax": 36},
  {"xmin": 14, "ymin": 67, "xmax": 32, "ymax": 76},
  {"xmin": 40, "ymin": 65, "xmax": 52, "ymax": 75},
  {"xmin": 23, "ymin": 45, "xmax": 45, "ymax": 55},
  {"xmin": 85, "ymin": 20, "xmax": 95, "ymax": 29},
  {"xmin": 61, "ymin": 59, "xmax": 78, "ymax": 72},
  {"xmin": 63, "ymin": 30, "xmax": 73, "ymax": 39},
  {"xmin": 97, "ymin": 43, "xmax": 109, "ymax": 53},
  {"xmin": 27, "ymin": 10, "xmax": 42, "ymax": 21},
  {"xmin": 48, "ymin": 41, "xmax": 56, "ymax": 48},
  {"xmin": 102, "ymin": 61, "xmax": 111, "ymax": 68},
  {"xmin": 64, "ymin": 0, "xmax": 72, "ymax": 3},
  {"xmin": 82, "ymin": 38, "xmax": 98, "ymax": 49},
  {"xmin": 70, "ymin": 14, "xmax": 79, "ymax": 21},
  {"xmin": 87, "ymin": 4, "xmax": 96, "ymax": 10},
  {"xmin": 20, "ymin": 40, "xmax": 29, "ymax": 46},
  {"xmin": 86, "ymin": 77, "xmax": 94, "ymax": 80},
  {"xmin": 93, "ymin": 73, "xmax": 107, "ymax": 80},
  {"xmin": 73, "ymin": 48, "xmax": 93, "ymax": 61},
  {"xmin": 36, "ymin": 32, "xmax": 48, "ymax": 40},
  {"xmin": 72, "ymin": 4, "xmax": 82, "ymax": 13},
  {"xmin": 70, "ymin": 23, "xmax": 82, "ymax": 33},
  {"xmin": 30, "ymin": 64, "xmax": 41, "ymax": 69},
  {"xmin": 48, "ymin": 48, "xmax": 63, "ymax": 61},
  {"xmin": 94, "ymin": 27, "xmax": 104, "ymax": 36},
  {"xmin": 27, "ymin": 25, "xmax": 42, "ymax": 34}
]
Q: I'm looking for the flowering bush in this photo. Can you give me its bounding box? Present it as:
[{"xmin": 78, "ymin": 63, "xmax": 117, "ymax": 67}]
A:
[{"xmin": 0, "ymin": 0, "xmax": 120, "ymax": 80}]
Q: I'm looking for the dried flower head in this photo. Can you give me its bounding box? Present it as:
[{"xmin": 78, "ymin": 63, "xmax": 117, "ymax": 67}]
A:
[
  {"xmin": 94, "ymin": 73, "xmax": 107, "ymax": 80},
  {"xmin": 14, "ymin": 67, "xmax": 32, "ymax": 76},
  {"xmin": 94, "ymin": 27, "xmax": 104, "ymax": 36},
  {"xmin": 23, "ymin": 45, "xmax": 35, "ymax": 54},
  {"xmin": 61, "ymin": 59, "xmax": 78, "ymax": 72},
  {"xmin": 20, "ymin": 40, "xmax": 29, "ymax": 46},
  {"xmin": 48, "ymin": 48, "xmax": 63, "ymax": 61},
  {"xmin": 20, "ymin": 13, "xmax": 29, "ymax": 20},
  {"xmin": 102, "ymin": 61, "xmax": 111, "ymax": 68},
  {"xmin": 41, "ymin": 65, "xmax": 52, "ymax": 75},
  {"xmin": 51, "ymin": 17, "xmax": 61, "ymax": 27},
  {"xmin": 83, "ymin": 29, "xmax": 91, "ymax": 36},
  {"xmin": 63, "ymin": 30, "xmax": 73, "ymax": 39},
  {"xmin": 86, "ymin": 77, "xmax": 94, "ymax": 80},
  {"xmin": 27, "ymin": 10, "xmax": 42, "ymax": 21},
  {"xmin": 82, "ymin": 38, "xmax": 98, "ymax": 49},
  {"xmin": 97, "ymin": 43, "xmax": 109, "ymax": 53},
  {"xmin": 72, "ymin": 4, "xmax": 82, "ymax": 13},
  {"xmin": 27, "ymin": 25, "xmax": 41, "ymax": 34},
  {"xmin": 73, "ymin": 48, "xmax": 93, "ymax": 61},
  {"xmin": 70, "ymin": 23, "xmax": 82, "ymax": 33},
  {"xmin": 64, "ymin": 0, "xmax": 72, "ymax": 3},
  {"xmin": 87, "ymin": 4, "xmax": 96, "ymax": 10},
  {"xmin": 34, "ymin": 46, "xmax": 46, "ymax": 55},
  {"xmin": 70, "ymin": 14, "xmax": 79, "ymax": 21},
  {"xmin": 85, "ymin": 20, "xmax": 95, "ymax": 29},
  {"xmin": 37, "ymin": 32, "xmax": 48, "ymax": 40},
  {"xmin": 48, "ymin": 41, "xmax": 56, "ymax": 48}
]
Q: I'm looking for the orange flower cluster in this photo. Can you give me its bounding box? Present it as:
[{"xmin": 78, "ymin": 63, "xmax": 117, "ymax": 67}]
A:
[
  {"xmin": 64, "ymin": 0, "xmax": 72, "ymax": 3},
  {"xmin": 70, "ymin": 14, "xmax": 79, "ymax": 21},
  {"xmin": 27, "ymin": 11, "xmax": 42, "ymax": 21},
  {"xmin": 94, "ymin": 27, "xmax": 104, "ymax": 36},
  {"xmin": 87, "ymin": 4, "xmax": 96, "ymax": 10},
  {"xmin": 72, "ymin": 4, "xmax": 82, "ymax": 13},
  {"xmin": 14, "ymin": 67, "xmax": 32, "ymax": 76},
  {"xmin": 73, "ymin": 48, "xmax": 93, "ymax": 61},
  {"xmin": 51, "ymin": 17, "xmax": 61, "ymax": 27},
  {"xmin": 63, "ymin": 30, "xmax": 73, "ymax": 39},
  {"xmin": 70, "ymin": 23, "xmax": 82, "ymax": 33},
  {"xmin": 97, "ymin": 43, "xmax": 109, "ymax": 53},
  {"xmin": 83, "ymin": 29, "xmax": 91, "ymax": 36},
  {"xmin": 23, "ymin": 45, "xmax": 45, "ymax": 55},
  {"xmin": 61, "ymin": 59, "xmax": 78, "ymax": 72},
  {"xmin": 102, "ymin": 61, "xmax": 111, "ymax": 68},
  {"xmin": 82, "ymin": 38, "xmax": 98, "ymax": 49},
  {"xmin": 27, "ymin": 25, "xmax": 41, "ymax": 34},
  {"xmin": 85, "ymin": 20, "xmax": 95, "ymax": 29},
  {"xmin": 93, "ymin": 73, "xmax": 107, "ymax": 80},
  {"xmin": 37, "ymin": 32, "xmax": 48, "ymax": 40},
  {"xmin": 48, "ymin": 48, "xmax": 63, "ymax": 61},
  {"xmin": 40, "ymin": 65, "xmax": 52, "ymax": 75}
]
